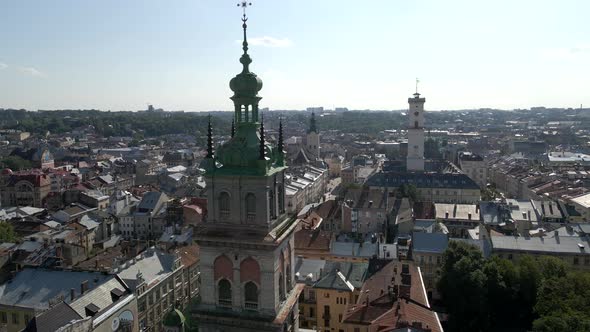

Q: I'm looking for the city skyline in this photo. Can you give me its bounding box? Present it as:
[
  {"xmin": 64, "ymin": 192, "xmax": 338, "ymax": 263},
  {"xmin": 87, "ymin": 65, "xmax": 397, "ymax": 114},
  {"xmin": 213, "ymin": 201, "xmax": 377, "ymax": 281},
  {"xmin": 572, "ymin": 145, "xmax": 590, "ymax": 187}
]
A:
[{"xmin": 1, "ymin": 0, "xmax": 589, "ymax": 112}]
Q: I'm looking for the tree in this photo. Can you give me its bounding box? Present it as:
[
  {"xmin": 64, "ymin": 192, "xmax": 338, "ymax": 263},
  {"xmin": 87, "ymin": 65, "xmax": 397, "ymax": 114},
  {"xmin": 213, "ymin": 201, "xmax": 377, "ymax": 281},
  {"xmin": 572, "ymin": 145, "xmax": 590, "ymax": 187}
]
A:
[
  {"xmin": 533, "ymin": 272, "xmax": 590, "ymax": 332},
  {"xmin": 1, "ymin": 156, "xmax": 32, "ymax": 171},
  {"xmin": 397, "ymin": 184, "xmax": 419, "ymax": 202},
  {"xmin": 0, "ymin": 222, "xmax": 18, "ymax": 242},
  {"xmin": 438, "ymin": 241, "xmax": 489, "ymax": 332}
]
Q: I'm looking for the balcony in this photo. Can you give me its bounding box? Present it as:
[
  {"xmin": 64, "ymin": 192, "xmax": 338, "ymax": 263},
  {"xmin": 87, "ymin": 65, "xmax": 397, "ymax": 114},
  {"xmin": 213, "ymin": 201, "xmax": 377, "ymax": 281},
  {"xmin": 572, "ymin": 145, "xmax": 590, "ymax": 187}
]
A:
[
  {"xmin": 218, "ymin": 299, "xmax": 232, "ymax": 307},
  {"xmin": 244, "ymin": 301, "xmax": 258, "ymax": 310}
]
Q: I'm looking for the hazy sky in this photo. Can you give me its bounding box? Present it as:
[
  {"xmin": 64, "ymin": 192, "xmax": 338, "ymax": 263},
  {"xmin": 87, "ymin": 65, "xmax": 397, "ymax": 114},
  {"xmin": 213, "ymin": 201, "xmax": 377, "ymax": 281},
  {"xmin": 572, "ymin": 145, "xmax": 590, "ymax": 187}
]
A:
[{"xmin": 1, "ymin": 0, "xmax": 589, "ymax": 111}]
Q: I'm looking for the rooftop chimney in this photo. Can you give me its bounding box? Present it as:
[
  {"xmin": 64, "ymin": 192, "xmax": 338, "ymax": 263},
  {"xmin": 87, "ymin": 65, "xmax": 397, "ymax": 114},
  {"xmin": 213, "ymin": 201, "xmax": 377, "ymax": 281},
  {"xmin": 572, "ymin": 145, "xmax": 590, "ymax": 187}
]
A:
[
  {"xmin": 81, "ymin": 280, "xmax": 89, "ymax": 295},
  {"xmin": 70, "ymin": 288, "xmax": 76, "ymax": 301}
]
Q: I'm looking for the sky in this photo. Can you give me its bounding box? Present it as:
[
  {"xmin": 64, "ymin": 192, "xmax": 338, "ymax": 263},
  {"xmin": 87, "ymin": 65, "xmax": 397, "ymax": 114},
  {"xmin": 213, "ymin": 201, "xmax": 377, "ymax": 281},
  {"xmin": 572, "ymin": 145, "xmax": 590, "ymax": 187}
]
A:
[{"xmin": 0, "ymin": 0, "xmax": 589, "ymax": 112}]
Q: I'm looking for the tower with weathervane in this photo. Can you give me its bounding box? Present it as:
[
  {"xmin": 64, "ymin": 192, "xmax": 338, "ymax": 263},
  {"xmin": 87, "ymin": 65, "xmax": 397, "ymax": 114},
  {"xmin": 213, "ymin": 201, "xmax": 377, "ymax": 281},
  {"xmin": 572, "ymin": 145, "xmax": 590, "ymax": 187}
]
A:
[
  {"xmin": 193, "ymin": 3, "xmax": 301, "ymax": 332},
  {"xmin": 406, "ymin": 88, "xmax": 426, "ymax": 171}
]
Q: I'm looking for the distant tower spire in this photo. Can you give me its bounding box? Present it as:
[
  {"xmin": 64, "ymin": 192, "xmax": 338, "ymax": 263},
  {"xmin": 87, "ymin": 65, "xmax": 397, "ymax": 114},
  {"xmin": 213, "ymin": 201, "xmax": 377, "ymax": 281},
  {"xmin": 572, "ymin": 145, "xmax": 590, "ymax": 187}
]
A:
[
  {"xmin": 415, "ymin": 78, "xmax": 420, "ymax": 96},
  {"xmin": 308, "ymin": 112, "xmax": 318, "ymax": 133},
  {"xmin": 231, "ymin": 119, "xmax": 235, "ymax": 138},
  {"xmin": 259, "ymin": 116, "xmax": 266, "ymax": 160},
  {"xmin": 206, "ymin": 115, "xmax": 214, "ymax": 159}
]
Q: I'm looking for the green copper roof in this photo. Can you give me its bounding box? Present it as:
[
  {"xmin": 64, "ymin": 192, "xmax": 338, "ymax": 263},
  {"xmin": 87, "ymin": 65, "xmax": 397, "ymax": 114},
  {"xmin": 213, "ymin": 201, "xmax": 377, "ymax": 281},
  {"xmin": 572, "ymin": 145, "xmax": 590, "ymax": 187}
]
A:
[
  {"xmin": 229, "ymin": 15, "xmax": 263, "ymax": 99},
  {"xmin": 163, "ymin": 308, "xmax": 186, "ymax": 327},
  {"xmin": 204, "ymin": 5, "xmax": 286, "ymax": 177}
]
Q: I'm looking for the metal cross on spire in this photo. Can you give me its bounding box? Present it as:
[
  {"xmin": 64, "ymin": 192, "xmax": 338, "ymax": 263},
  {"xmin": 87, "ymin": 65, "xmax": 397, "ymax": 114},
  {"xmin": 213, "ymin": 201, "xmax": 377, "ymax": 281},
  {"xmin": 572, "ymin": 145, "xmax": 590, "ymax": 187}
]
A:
[{"xmin": 238, "ymin": 1, "xmax": 252, "ymax": 20}]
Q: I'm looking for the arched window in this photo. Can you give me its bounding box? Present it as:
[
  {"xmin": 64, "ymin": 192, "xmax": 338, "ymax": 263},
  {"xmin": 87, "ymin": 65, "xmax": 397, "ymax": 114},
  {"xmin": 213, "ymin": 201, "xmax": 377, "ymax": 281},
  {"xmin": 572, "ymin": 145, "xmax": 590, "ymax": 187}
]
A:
[
  {"xmin": 278, "ymin": 184, "xmax": 284, "ymax": 213},
  {"xmin": 246, "ymin": 193, "xmax": 256, "ymax": 222},
  {"xmin": 219, "ymin": 192, "xmax": 230, "ymax": 218},
  {"xmin": 240, "ymin": 257, "xmax": 261, "ymax": 285},
  {"xmin": 218, "ymin": 279, "xmax": 232, "ymax": 307},
  {"xmin": 269, "ymin": 190, "xmax": 275, "ymax": 219},
  {"xmin": 279, "ymin": 273, "xmax": 285, "ymax": 301},
  {"xmin": 414, "ymin": 121, "xmax": 419, "ymax": 129},
  {"xmin": 213, "ymin": 255, "xmax": 233, "ymax": 281},
  {"xmin": 286, "ymin": 263, "xmax": 292, "ymax": 292},
  {"xmin": 244, "ymin": 282, "xmax": 258, "ymax": 309}
]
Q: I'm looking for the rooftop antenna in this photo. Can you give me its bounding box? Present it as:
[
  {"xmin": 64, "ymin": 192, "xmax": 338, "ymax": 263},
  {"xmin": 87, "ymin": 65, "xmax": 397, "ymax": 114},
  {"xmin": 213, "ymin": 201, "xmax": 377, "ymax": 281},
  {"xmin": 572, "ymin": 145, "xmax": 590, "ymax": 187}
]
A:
[{"xmin": 414, "ymin": 78, "xmax": 420, "ymax": 97}]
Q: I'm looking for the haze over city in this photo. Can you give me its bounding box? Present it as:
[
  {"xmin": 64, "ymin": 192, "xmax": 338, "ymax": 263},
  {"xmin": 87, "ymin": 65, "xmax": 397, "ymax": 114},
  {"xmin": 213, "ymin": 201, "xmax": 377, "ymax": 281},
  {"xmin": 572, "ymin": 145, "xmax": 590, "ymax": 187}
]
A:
[{"xmin": 1, "ymin": 0, "xmax": 589, "ymax": 112}]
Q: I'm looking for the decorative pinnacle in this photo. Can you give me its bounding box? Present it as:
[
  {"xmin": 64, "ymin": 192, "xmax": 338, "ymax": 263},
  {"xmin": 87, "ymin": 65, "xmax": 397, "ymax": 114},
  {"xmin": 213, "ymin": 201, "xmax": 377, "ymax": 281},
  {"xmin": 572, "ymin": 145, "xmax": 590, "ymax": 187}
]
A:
[
  {"xmin": 278, "ymin": 117, "xmax": 284, "ymax": 154},
  {"xmin": 259, "ymin": 116, "xmax": 266, "ymax": 160},
  {"xmin": 206, "ymin": 115, "xmax": 214, "ymax": 159}
]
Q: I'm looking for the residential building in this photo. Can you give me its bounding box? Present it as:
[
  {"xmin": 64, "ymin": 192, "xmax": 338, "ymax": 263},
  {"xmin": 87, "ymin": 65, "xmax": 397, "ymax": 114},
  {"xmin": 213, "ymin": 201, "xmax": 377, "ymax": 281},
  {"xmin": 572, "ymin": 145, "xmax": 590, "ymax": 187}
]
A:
[{"xmin": 458, "ymin": 151, "xmax": 487, "ymax": 188}]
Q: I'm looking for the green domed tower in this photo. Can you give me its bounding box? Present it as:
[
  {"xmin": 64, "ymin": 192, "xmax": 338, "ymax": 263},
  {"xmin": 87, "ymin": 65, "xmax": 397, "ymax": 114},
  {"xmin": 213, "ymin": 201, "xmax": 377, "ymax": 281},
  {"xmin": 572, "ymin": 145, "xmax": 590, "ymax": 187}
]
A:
[{"xmin": 194, "ymin": 3, "xmax": 301, "ymax": 332}]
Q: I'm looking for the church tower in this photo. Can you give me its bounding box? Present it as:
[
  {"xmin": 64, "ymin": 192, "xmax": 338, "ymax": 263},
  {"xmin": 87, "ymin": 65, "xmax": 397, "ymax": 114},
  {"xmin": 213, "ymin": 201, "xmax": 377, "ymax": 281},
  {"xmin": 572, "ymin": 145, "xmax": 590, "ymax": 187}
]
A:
[
  {"xmin": 193, "ymin": 3, "xmax": 301, "ymax": 331},
  {"xmin": 406, "ymin": 92, "xmax": 426, "ymax": 171},
  {"xmin": 305, "ymin": 112, "xmax": 320, "ymax": 160}
]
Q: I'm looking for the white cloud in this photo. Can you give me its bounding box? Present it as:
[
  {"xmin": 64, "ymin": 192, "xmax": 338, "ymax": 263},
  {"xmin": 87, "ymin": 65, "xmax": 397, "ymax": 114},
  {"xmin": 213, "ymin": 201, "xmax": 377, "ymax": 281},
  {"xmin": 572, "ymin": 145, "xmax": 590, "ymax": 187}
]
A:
[
  {"xmin": 542, "ymin": 43, "xmax": 590, "ymax": 60},
  {"xmin": 18, "ymin": 66, "xmax": 46, "ymax": 77},
  {"xmin": 0, "ymin": 62, "xmax": 7, "ymax": 70},
  {"xmin": 247, "ymin": 36, "xmax": 293, "ymax": 48}
]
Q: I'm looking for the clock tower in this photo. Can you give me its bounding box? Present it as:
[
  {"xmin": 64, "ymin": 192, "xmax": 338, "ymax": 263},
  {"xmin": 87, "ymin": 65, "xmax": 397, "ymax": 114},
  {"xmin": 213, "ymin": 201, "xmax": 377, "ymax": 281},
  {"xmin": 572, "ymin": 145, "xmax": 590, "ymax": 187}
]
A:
[{"xmin": 407, "ymin": 92, "xmax": 426, "ymax": 171}]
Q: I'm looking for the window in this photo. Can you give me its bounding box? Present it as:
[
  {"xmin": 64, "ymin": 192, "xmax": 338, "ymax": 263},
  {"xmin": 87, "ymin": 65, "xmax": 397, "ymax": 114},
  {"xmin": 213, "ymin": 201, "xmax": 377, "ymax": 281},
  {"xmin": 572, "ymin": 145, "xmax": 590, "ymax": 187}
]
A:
[
  {"xmin": 244, "ymin": 282, "xmax": 258, "ymax": 309},
  {"xmin": 246, "ymin": 193, "xmax": 256, "ymax": 222},
  {"xmin": 24, "ymin": 314, "xmax": 30, "ymax": 324},
  {"xmin": 12, "ymin": 313, "xmax": 18, "ymax": 325},
  {"xmin": 219, "ymin": 192, "xmax": 230, "ymax": 217},
  {"xmin": 0, "ymin": 312, "xmax": 6, "ymax": 324},
  {"xmin": 278, "ymin": 184, "xmax": 285, "ymax": 212},
  {"xmin": 218, "ymin": 279, "xmax": 232, "ymax": 306},
  {"xmin": 279, "ymin": 273, "xmax": 285, "ymax": 300},
  {"xmin": 324, "ymin": 292, "xmax": 330, "ymax": 298},
  {"xmin": 269, "ymin": 190, "xmax": 276, "ymax": 219}
]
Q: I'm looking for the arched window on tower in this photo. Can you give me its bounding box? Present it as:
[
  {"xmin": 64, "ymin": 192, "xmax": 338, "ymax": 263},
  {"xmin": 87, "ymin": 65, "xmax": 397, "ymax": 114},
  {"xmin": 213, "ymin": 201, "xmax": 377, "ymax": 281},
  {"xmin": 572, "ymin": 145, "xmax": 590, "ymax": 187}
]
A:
[
  {"xmin": 218, "ymin": 279, "xmax": 232, "ymax": 307},
  {"xmin": 279, "ymin": 273, "xmax": 285, "ymax": 301},
  {"xmin": 414, "ymin": 121, "xmax": 419, "ymax": 129},
  {"xmin": 219, "ymin": 192, "xmax": 230, "ymax": 219},
  {"xmin": 245, "ymin": 193, "xmax": 256, "ymax": 223},
  {"xmin": 278, "ymin": 184, "xmax": 284, "ymax": 213},
  {"xmin": 244, "ymin": 282, "xmax": 258, "ymax": 310},
  {"xmin": 269, "ymin": 190, "xmax": 275, "ymax": 219}
]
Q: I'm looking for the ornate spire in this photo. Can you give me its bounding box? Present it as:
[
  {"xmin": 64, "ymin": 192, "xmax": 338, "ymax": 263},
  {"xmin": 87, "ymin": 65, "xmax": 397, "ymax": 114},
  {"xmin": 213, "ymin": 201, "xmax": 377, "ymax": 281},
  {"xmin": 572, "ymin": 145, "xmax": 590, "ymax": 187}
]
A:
[
  {"xmin": 238, "ymin": 1, "xmax": 252, "ymax": 74},
  {"xmin": 231, "ymin": 119, "xmax": 235, "ymax": 138},
  {"xmin": 308, "ymin": 111, "xmax": 318, "ymax": 133},
  {"xmin": 259, "ymin": 116, "xmax": 266, "ymax": 160},
  {"xmin": 206, "ymin": 115, "xmax": 214, "ymax": 159}
]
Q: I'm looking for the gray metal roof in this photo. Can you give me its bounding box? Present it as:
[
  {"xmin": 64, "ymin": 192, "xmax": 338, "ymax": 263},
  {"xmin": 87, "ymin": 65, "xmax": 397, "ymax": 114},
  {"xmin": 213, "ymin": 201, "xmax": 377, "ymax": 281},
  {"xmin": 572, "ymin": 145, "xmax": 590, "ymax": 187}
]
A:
[
  {"xmin": 69, "ymin": 278, "xmax": 127, "ymax": 318},
  {"xmin": 314, "ymin": 261, "xmax": 368, "ymax": 291},
  {"xmin": 491, "ymin": 235, "xmax": 590, "ymax": 255},
  {"xmin": 331, "ymin": 241, "xmax": 379, "ymax": 258},
  {"xmin": 294, "ymin": 257, "xmax": 325, "ymax": 283},
  {"xmin": 0, "ymin": 269, "xmax": 113, "ymax": 310},
  {"xmin": 117, "ymin": 249, "xmax": 177, "ymax": 291},
  {"xmin": 412, "ymin": 232, "xmax": 448, "ymax": 254}
]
